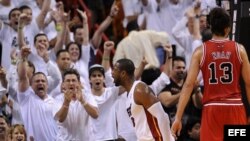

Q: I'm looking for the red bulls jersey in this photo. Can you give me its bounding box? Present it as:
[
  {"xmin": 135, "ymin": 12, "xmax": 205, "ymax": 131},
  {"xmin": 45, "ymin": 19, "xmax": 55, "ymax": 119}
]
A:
[{"xmin": 200, "ymin": 39, "xmax": 242, "ymax": 104}]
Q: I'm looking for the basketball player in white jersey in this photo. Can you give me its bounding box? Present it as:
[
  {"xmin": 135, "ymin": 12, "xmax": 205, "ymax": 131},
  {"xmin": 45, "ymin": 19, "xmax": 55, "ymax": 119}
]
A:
[{"xmin": 112, "ymin": 58, "xmax": 174, "ymax": 141}]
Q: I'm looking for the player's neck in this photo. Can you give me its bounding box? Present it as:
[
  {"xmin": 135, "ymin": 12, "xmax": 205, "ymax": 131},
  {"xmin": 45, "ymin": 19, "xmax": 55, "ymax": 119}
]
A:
[
  {"xmin": 212, "ymin": 34, "xmax": 228, "ymax": 40},
  {"xmin": 123, "ymin": 78, "xmax": 135, "ymax": 93}
]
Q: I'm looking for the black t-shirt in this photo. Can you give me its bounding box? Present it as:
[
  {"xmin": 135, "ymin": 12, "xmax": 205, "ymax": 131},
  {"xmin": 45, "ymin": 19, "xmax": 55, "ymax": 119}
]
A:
[
  {"xmin": 161, "ymin": 78, "xmax": 183, "ymax": 116},
  {"xmin": 161, "ymin": 78, "xmax": 201, "ymax": 119}
]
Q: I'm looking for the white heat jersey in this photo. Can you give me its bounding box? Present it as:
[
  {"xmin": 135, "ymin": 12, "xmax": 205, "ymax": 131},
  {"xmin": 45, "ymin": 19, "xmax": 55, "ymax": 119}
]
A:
[{"xmin": 126, "ymin": 81, "xmax": 174, "ymax": 141}]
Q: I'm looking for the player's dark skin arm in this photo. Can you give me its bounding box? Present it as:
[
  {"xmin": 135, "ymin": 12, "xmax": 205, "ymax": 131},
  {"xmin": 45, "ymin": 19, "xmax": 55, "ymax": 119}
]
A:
[{"xmin": 134, "ymin": 83, "xmax": 159, "ymax": 109}]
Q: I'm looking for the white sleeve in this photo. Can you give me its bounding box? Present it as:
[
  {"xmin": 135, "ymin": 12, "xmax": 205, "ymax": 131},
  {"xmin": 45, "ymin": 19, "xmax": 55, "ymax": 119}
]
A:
[
  {"xmin": 172, "ymin": 16, "xmax": 192, "ymax": 50},
  {"xmin": 28, "ymin": 53, "xmax": 48, "ymax": 75},
  {"xmin": 80, "ymin": 43, "xmax": 91, "ymax": 64},
  {"xmin": 30, "ymin": 20, "xmax": 40, "ymax": 35},
  {"xmin": 107, "ymin": 87, "xmax": 120, "ymax": 99},
  {"xmin": 48, "ymin": 49, "xmax": 57, "ymax": 63},
  {"xmin": 84, "ymin": 89, "xmax": 98, "ymax": 107},
  {"xmin": 51, "ymin": 96, "xmax": 63, "ymax": 118},
  {"xmin": 149, "ymin": 72, "xmax": 170, "ymax": 96},
  {"xmin": 0, "ymin": 21, "xmax": 5, "ymax": 40},
  {"xmin": 43, "ymin": 22, "xmax": 57, "ymax": 40},
  {"xmin": 192, "ymin": 39, "xmax": 202, "ymax": 53},
  {"xmin": 46, "ymin": 60, "xmax": 61, "ymax": 93},
  {"xmin": 17, "ymin": 87, "xmax": 33, "ymax": 105},
  {"xmin": 6, "ymin": 65, "xmax": 18, "ymax": 101},
  {"xmin": 112, "ymin": 42, "xmax": 125, "ymax": 66},
  {"xmin": 104, "ymin": 68, "xmax": 115, "ymax": 87},
  {"xmin": 49, "ymin": 85, "xmax": 61, "ymax": 98}
]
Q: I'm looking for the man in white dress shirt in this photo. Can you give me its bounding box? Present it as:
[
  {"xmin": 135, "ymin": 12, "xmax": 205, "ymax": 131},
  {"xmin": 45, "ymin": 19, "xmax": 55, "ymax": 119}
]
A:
[{"xmin": 55, "ymin": 68, "xmax": 99, "ymax": 141}]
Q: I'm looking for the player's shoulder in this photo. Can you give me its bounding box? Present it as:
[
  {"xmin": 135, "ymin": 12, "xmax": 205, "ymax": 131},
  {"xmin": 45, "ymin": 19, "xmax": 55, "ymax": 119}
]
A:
[
  {"xmin": 134, "ymin": 81, "xmax": 154, "ymax": 95},
  {"xmin": 135, "ymin": 81, "xmax": 147, "ymax": 92},
  {"xmin": 234, "ymin": 42, "xmax": 246, "ymax": 54}
]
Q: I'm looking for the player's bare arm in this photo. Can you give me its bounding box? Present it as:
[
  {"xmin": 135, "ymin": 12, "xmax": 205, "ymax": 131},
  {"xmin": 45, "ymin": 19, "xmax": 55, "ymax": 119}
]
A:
[
  {"xmin": 239, "ymin": 44, "xmax": 250, "ymax": 123},
  {"xmin": 133, "ymin": 82, "xmax": 158, "ymax": 109},
  {"xmin": 171, "ymin": 45, "xmax": 202, "ymax": 138}
]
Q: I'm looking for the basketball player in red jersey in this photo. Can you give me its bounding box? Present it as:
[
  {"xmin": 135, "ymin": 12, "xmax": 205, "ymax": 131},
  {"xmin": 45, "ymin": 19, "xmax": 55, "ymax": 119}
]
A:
[{"xmin": 171, "ymin": 7, "xmax": 250, "ymax": 141}]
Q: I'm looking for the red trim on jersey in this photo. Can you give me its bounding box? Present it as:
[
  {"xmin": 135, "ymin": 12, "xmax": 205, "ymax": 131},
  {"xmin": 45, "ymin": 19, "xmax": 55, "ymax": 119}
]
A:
[
  {"xmin": 200, "ymin": 43, "xmax": 206, "ymax": 67},
  {"xmin": 144, "ymin": 109, "xmax": 163, "ymax": 141},
  {"xmin": 236, "ymin": 43, "xmax": 243, "ymax": 63},
  {"xmin": 210, "ymin": 38, "xmax": 230, "ymax": 43},
  {"xmin": 204, "ymin": 98, "xmax": 243, "ymax": 105}
]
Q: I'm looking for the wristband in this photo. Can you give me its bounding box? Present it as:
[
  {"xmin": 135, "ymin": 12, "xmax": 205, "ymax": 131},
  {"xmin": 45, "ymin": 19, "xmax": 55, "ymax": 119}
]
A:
[
  {"xmin": 102, "ymin": 57, "xmax": 110, "ymax": 61},
  {"xmin": 11, "ymin": 59, "xmax": 17, "ymax": 65},
  {"xmin": 56, "ymin": 23, "xmax": 62, "ymax": 32},
  {"xmin": 18, "ymin": 26, "xmax": 23, "ymax": 30}
]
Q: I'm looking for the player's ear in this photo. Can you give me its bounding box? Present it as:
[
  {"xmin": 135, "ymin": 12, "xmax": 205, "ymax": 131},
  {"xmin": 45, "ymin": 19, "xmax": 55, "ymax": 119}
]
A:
[
  {"xmin": 120, "ymin": 70, "xmax": 126, "ymax": 78},
  {"xmin": 224, "ymin": 27, "xmax": 231, "ymax": 37}
]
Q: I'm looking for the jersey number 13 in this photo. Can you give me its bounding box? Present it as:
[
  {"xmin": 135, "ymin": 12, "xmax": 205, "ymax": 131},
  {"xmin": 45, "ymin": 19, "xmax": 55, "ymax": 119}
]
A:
[{"xmin": 208, "ymin": 62, "xmax": 233, "ymax": 84}]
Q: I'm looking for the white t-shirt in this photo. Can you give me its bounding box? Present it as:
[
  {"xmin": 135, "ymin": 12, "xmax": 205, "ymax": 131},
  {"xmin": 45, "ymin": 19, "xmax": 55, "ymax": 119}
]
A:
[
  {"xmin": 55, "ymin": 90, "xmax": 98, "ymax": 141},
  {"xmin": 92, "ymin": 87, "xmax": 119, "ymax": 141},
  {"xmin": 0, "ymin": 2, "xmax": 16, "ymax": 23},
  {"xmin": 17, "ymin": 87, "xmax": 58, "ymax": 141},
  {"xmin": 0, "ymin": 21, "xmax": 39, "ymax": 70},
  {"xmin": 0, "ymin": 23, "xmax": 18, "ymax": 69}
]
